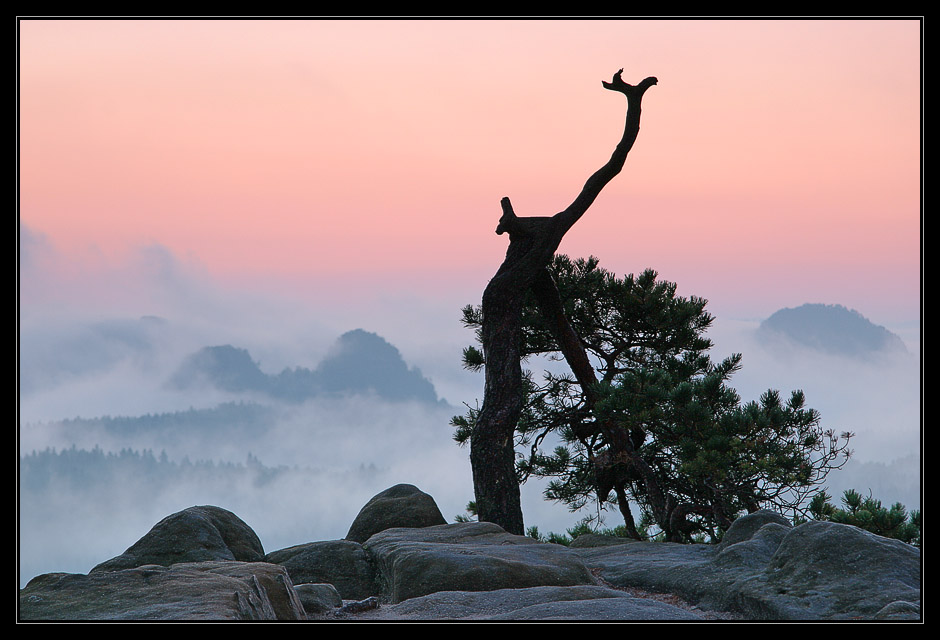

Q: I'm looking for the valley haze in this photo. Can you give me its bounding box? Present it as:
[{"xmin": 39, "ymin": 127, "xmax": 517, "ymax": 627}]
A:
[{"xmin": 18, "ymin": 231, "xmax": 920, "ymax": 587}]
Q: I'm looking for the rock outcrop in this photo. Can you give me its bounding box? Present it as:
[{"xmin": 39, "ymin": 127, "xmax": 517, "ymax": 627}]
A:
[
  {"xmin": 344, "ymin": 483, "xmax": 446, "ymax": 543},
  {"xmin": 293, "ymin": 583, "xmax": 343, "ymax": 616},
  {"xmin": 350, "ymin": 585, "xmax": 706, "ymax": 621},
  {"xmin": 574, "ymin": 509, "xmax": 921, "ymax": 620},
  {"xmin": 20, "ymin": 561, "xmax": 304, "ymax": 620},
  {"xmin": 18, "ymin": 488, "xmax": 922, "ymax": 621},
  {"xmin": 262, "ymin": 540, "xmax": 376, "ymax": 600},
  {"xmin": 90, "ymin": 505, "xmax": 265, "ymax": 572},
  {"xmin": 363, "ymin": 521, "xmax": 596, "ymax": 603}
]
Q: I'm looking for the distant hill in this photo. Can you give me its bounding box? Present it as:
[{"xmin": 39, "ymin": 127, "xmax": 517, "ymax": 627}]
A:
[
  {"xmin": 756, "ymin": 304, "xmax": 907, "ymax": 358},
  {"xmin": 170, "ymin": 345, "xmax": 271, "ymax": 394},
  {"xmin": 313, "ymin": 329, "xmax": 439, "ymax": 404},
  {"xmin": 169, "ymin": 329, "xmax": 441, "ymax": 405}
]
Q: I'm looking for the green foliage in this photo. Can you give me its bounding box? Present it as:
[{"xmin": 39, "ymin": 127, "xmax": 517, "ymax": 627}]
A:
[
  {"xmin": 526, "ymin": 518, "xmax": 646, "ymax": 546},
  {"xmin": 452, "ymin": 255, "xmax": 853, "ymax": 543},
  {"xmin": 808, "ymin": 489, "xmax": 921, "ymax": 546},
  {"xmin": 453, "ymin": 500, "xmax": 479, "ymax": 523},
  {"xmin": 525, "ymin": 525, "xmax": 573, "ymax": 546}
]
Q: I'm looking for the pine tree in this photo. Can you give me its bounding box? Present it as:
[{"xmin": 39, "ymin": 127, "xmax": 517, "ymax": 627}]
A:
[
  {"xmin": 809, "ymin": 489, "xmax": 921, "ymax": 546},
  {"xmin": 453, "ymin": 255, "xmax": 853, "ymax": 542}
]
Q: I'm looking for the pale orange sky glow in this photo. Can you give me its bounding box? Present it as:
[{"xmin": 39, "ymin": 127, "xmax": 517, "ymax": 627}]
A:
[{"xmin": 19, "ymin": 18, "xmax": 921, "ymax": 323}]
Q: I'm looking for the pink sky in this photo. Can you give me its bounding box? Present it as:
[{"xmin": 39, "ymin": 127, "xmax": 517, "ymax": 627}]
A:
[{"xmin": 19, "ymin": 19, "xmax": 921, "ymax": 324}]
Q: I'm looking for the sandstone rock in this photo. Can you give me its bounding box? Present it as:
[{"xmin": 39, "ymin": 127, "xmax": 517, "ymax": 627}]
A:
[
  {"xmin": 294, "ymin": 583, "xmax": 342, "ymax": 616},
  {"xmin": 202, "ymin": 561, "xmax": 304, "ymax": 620},
  {"xmin": 568, "ymin": 533, "xmax": 638, "ymax": 548},
  {"xmin": 18, "ymin": 496, "xmax": 922, "ymax": 621},
  {"xmin": 486, "ymin": 593, "xmax": 704, "ymax": 621},
  {"xmin": 714, "ymin": 522, "xmax": 790, "ymax": 569},
  {"xmin": 574, "ymin": 517, "xmax": 922, "ymax": 620},
  {"xmin": 874, "ymin": 600, "xmax": 922, "ymax": 620},
  {"xmin": 730, "ymin": 520, "xmax": 922, "ymax": 620},
  {"xmin": 573, "ymin": 538, "xmax": 719, "ymax": 606},
  {"xmin": 344, "ymin": 484, "xmax": 446, "ymax": 543},
  {"xmin": 718, "ymin": 509, "xmax": 792, "ymax": 549},
  {"xmin": 362, "ymin": 521, "xmax": 595, "ymax": 604},
  {"xmin": 19, "ymin": 561, "xmax": 304, "ymax": 620},
  {"xmin": 91, "ymin": 505, "xmax": 264, "ymax": 572},
  {"xmin": 263, "ymin": 539, "xmax": 376, "ymax": 600},
  {"xmin": 351, "ymin": 585, "xmax": 704, "ymax": 621}
]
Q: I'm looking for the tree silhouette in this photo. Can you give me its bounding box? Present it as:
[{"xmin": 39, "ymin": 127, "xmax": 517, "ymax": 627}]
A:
[{"xmin": 470, "ymin": 70, "xmax": 657, "ymax": 534}]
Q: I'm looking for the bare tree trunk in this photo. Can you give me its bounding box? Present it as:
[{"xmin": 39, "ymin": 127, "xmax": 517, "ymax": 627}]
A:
[{"xmin": 470, "ymin": 71, "xmax": 656, "ymax": 534}]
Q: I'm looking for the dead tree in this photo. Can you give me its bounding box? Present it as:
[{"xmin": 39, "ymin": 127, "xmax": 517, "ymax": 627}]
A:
[{"xmin": 470, "ymin": 70, "xmax": 657, "ymax": 534}]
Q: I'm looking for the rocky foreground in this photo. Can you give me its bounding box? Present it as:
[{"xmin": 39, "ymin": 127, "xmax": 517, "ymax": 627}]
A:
[{"xmin": 19, "ymin": 484, "xmax": 922, "ymax": 621}]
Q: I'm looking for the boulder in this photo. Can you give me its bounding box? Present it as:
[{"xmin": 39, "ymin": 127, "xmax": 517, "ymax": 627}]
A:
[
  {"xmin": 730, "ymin": 521, "xmax": 922, "ymax": 620},
  {"xmin": 91, "ymin": 505, "xmax": 264, "ymax": 572},
  {"xmin": 294, "ymin": 583, "xmax": 343, "ymax": 617},
  {"xmin": 263, "ymin": 539, "xmax": 376, "ymax": 600},
  {"xmin": 874, "ymin": 600, "xmax": 922, "ymax": 620},
  {"xmin": 714, "ymin": 522, "xmax": 790, "ymax": 570},
  {"xmin": 19, "ymin": 561, "xmax": 304, "ymax": 620},
  {"xmin": 362, "ymin": 521, "xmax": 595, "ymax": 604},
  {"xmin": 718, "ymin": 509, "xmax": 792, "ymax": 549},
  {"xmin": 713, "ymin": 510, "xmax": 793, "ymax": 570},
  {"xmin": 574, "ymin": 517, "xmax": 921, "ymax": 620},
  {"xmin": 345, "ymin": 484, "xmax": 446, "ymax": 543},
  {"xmin": 17, "ymin": 497, "xmax": 923, "ymax": 621}
]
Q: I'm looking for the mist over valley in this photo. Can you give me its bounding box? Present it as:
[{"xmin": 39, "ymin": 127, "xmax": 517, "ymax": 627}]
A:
[{"xmin": 18, "ymin": 240, "xmax": 921, "ymax": 588}]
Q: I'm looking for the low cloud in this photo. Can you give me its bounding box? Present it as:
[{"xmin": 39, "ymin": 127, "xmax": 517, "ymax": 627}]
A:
[{"xmin": 18, "ymin": 226, "xmax": 921, "ymax": 586}]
